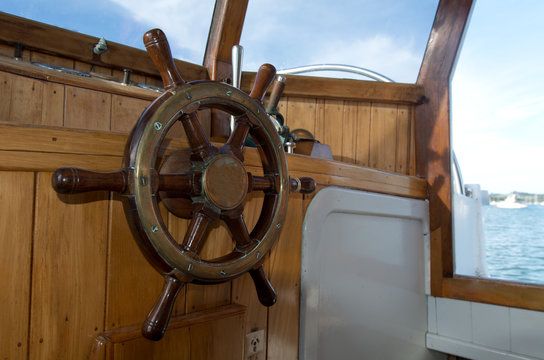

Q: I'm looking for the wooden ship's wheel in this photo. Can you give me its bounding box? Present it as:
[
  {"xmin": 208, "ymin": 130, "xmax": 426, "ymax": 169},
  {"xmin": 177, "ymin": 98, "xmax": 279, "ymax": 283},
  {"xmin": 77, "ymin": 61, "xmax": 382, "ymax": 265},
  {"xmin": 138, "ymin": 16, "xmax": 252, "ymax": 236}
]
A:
[{"xmin": 51, "ymin": 29, "xmax": 315, "ymax": 341}]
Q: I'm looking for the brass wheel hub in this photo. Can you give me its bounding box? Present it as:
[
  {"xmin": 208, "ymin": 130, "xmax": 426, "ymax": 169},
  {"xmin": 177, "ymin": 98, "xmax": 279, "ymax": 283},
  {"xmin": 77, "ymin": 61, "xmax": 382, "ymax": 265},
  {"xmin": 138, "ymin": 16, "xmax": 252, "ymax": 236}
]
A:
[{"xmin": 202, "ymin": 154, "xmax": 248, "ymax": 210}]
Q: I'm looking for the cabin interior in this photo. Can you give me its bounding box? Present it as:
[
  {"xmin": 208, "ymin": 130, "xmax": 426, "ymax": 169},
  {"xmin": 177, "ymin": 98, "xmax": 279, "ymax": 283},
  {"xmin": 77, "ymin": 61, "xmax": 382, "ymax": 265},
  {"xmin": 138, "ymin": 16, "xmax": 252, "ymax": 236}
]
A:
[{"xmin": 1, "ymin": 0, "xmax": 544, "ymax": 359}]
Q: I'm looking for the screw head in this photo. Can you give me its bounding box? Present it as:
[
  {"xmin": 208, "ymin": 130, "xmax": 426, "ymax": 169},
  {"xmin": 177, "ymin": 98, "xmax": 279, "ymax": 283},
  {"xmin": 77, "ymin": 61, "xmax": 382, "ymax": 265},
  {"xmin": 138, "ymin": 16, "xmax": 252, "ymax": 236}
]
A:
[
  {"xmin": 226, "ymin": 90, "xmax": 232, "ymax": 96},
  {"xmin": 187, "ymin": 263, "xmax": 193, "ymax": 271},
  {"xmin": 185, "ymin": 92, "xmax": 192, "ymax": 100},
  {"xmin": 151, "ymin": 225, "xmax": 158, "ymax": 233},
  {"xmin": 220, "ymin": 269, "xmax": 227, "ymax": 276},
  {"xmin": 153, "ymin": 122, "xmax": 162, "ymax": 130}
]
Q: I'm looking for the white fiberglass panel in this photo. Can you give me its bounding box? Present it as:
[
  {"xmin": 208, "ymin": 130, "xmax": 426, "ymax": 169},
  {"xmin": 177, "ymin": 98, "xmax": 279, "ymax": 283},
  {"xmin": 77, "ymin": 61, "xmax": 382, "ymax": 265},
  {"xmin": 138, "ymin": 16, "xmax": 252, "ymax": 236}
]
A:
[{"xmin": 300, "ymin": 187, "xmax": 443, "ymax": 360}]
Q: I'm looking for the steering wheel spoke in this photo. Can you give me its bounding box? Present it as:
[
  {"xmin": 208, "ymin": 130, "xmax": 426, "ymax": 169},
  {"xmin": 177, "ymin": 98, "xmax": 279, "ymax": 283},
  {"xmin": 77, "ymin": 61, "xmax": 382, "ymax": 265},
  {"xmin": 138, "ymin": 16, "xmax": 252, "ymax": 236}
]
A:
[
  {"xmin": 180, "ymin": 112, "xmax": 218, "ymax": 162},
  {"xmin": 179, "ymin": 205, "xmax": 217, "ymax": 254},
  {"xmin": 221, "ymin": 115, "xmax": 251, "ymax": 161},
  {"xmin": 248, "ymin": 173, "xmax": 278, "ymax": 194},
  {"xmin": 222, "ymin": 211, "xmax": 253, "ymax": 252},
  {"xmin": 158, "ymin": 171, "xmax": 201, "ymax": 197}
]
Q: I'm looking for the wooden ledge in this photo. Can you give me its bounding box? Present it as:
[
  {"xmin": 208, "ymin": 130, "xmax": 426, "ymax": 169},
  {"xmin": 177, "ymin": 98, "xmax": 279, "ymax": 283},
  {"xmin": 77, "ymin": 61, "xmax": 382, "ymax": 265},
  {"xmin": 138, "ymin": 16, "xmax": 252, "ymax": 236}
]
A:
[
  {"xmin": 0, "ymin": 12, "xmax": 208, "ymax": 81},
  {"xmin": 241, "ymin": 72, "xmax": 426, "ymax": 104},
  {"xmin": 0, "ymin": 123, "xmax": 427, "ymax": 199},
  {"xmin": 89, "ymin": 304, "xmax": 246, "ymax": 359},
  {"xmin": 0, "ymin": 56, "xmax": 162, "ymax": 101},
  {"xmin": 103, "ymin": 304, "xmax": 246, "ymax": 344}
]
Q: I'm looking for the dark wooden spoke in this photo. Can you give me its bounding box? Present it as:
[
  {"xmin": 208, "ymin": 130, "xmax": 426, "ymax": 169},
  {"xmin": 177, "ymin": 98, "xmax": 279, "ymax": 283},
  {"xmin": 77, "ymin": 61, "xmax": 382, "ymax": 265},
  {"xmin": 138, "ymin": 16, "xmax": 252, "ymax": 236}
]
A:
[
  {"xmin": 289, "ymin": 176, "xmax": 317, "ymax": 194},
  {"xmin": 222, "ymin": 116, "xmax": 251, "ymax": 161},
  {"xmin": 52, "ymin": 168, "xmax": 128, "ymax": 194},
  {"xmin": 159, "ymin": 172, "xmax": 201, "ymax": 197},
  {"xmin": 180, "ymin": 207, "xmax": 214, "ymax": 254},
  {"xmin": 249, "ymin": 265, "xmax": 277, "ymax": 306},
  {"xmin": 250, "ymin": 194, "xmax": 277, "ymax": 241},
  {"xmin": 143, "ymin": 29, "xmax": 185, "ymax": 91},
  {"xmin": 248, "ymin": 173, "xmax": 276, "ymax": 193},
  {"xmin": 180, "ymin": 112, "xmax": 217, "ymax": 162},
  {"xmin": 142, "ymin": 275, "xmax": 185, "ymax": 341},
  {"xmin": 223, "ymin": 212, "xmax": 252, "ymax": 251},
  {"xmin": 249, "ymin": 64, "xmax": 277, "ymax": 104}
]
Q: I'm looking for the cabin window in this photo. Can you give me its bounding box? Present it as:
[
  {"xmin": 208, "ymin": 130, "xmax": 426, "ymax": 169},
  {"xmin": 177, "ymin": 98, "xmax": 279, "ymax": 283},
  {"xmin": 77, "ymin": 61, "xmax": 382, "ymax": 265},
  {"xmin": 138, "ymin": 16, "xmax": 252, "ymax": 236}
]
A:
[
  {"xmin": 239, "ymin": 0, "xmax": 439, "ymax": 83},
  {"xmin": 2, "ymin": 0, "xmax": 215, "ymax": 64},
  {"xmin": 452, "ymin": 1, "xmax": 544, "ymax": 285}
]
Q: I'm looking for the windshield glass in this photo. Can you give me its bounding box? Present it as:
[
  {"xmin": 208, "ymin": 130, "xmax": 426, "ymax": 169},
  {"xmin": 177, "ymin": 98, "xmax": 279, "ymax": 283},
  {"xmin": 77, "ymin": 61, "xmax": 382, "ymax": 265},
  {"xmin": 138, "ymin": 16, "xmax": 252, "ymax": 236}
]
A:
[
  {"xmin": 1, "ymin": 0, "xmax": 438, "ymax": 83},
  {"xmin": 240, "ymin": 0, "xmax": 438, "ymax": 83},
  {"xmin": 452, "ymin": 0, "xmax": 544, "ymax": 284}
]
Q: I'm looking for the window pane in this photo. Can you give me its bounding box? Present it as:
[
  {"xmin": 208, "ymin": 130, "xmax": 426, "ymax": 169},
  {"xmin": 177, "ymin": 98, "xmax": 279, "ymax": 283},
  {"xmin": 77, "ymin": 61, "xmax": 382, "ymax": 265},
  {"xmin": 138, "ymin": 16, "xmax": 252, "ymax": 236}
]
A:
[
  {"xmin": 240, "ymin": 0, "xmax": 438, "ymax": 83},
  {"xmin": 1, "ymin": 0, "xmax": 214, "ymax": 64},
  {"xmin": 452, "ymin": 1, "xmax": 544, "ymax": 284}
]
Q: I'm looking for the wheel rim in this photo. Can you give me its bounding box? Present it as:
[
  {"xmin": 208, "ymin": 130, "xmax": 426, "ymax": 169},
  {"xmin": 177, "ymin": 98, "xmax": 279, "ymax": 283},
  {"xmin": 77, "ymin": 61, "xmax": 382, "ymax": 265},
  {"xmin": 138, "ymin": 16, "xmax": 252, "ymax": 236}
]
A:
[{"xmin": 128, "ymin": 81, "xmax": 289, "ymax": 281}]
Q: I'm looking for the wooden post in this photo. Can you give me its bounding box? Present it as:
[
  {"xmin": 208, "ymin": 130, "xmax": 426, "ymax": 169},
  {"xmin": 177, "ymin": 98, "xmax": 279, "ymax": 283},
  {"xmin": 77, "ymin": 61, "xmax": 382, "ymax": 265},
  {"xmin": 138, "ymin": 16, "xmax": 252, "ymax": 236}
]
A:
[
  {"xmin": 203, "ymin": 0, "xmax": 249, "ymax": 140},
  {"xmin": 414, "ymin": 0, "xmax": 474, "ymax": 296}
]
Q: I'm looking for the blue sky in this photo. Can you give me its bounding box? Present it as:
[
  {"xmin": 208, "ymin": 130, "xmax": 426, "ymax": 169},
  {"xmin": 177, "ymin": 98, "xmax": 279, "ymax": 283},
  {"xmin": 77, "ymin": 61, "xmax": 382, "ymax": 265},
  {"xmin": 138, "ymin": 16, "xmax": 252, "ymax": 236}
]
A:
[
  {"xmin": 1, "ymin": 0, "xmax": 542, "ymax": 193},
  {"xmin": 452, "ymin": 1, "xmax": 544, "ymax": 194}
]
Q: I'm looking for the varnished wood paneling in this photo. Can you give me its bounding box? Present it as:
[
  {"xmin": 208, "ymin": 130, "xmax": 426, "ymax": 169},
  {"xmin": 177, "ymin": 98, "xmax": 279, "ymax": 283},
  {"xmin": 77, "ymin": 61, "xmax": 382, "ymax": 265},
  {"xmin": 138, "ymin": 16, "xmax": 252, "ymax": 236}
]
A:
[
  {"xmin": 395, "ymin": 105, "xmax": 412, "ymax": 174},
  {"xmin": 41, "ymin": 82, "xmax": 64, "ymax": 126},
  {"xmin": 30, "ymin": 51, "xmax": 74, "ymax": 69},
  {"xmin": 342, "ymin": 101, "xmax": 358, "ymax": 164},
  {"xmin": 9, "ymin": 75, "xmax": 43, "ymax": 124},
  {"xmin": 30, "ymin": 173, "xmax": 108, "ymax": 360},
  {"xmin": 285, "ymin": 97, "xmax": 316, "ymax": 136},
  {"xmin": 0, "ymin": 71, "xmax": 12, "ymax": 121},
  {"xmin": 190, "ymin": 314, "xmax": 245, "ymax": 360},
  {"xmin": 75, "ymin": 61, "xmax": 113, "ymax": 77},
  {"xmin": 65, "ymin": 86, "xmax": 111, "ymax": 130},
  {"xmin": 110, "ymin": 95, "xmax": 150, "ymax": 133},
  {"xmin": 0, "ymin": 172, "xmax": 34, "ymax": 360},
  {"xmin": 354, "ymin": 102, "xmax": 371, "ymax": 167},
  {"xmin": 369, "ymin": 103, "xmax": 398, "ymax": 172},
  {"xmin": 267, "ymin": 193, "xmax": 303, "ymax": 360},
  {"xmin": 105, "ymin": 195, "xmax": 169, "ymax": 331}
]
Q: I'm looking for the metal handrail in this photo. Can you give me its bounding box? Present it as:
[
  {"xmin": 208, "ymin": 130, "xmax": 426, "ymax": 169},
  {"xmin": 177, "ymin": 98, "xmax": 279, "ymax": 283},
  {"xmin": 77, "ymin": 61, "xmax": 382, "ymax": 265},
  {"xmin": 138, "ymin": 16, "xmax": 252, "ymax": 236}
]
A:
[{"xmin": 277, "ymin": 64, "xmax": 394, "ymax": 82}]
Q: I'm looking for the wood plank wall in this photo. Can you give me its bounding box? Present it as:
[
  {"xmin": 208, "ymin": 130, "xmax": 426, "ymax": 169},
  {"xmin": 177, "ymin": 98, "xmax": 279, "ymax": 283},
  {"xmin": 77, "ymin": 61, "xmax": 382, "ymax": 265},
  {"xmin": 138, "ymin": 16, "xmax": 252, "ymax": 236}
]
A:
[
  {"xmin": 280, "ymin": 98, "xmax": 416, "ymax": 175},
  {"xmin": 0, "ymin": 52, "xmax": 417, "ymax": 359}
]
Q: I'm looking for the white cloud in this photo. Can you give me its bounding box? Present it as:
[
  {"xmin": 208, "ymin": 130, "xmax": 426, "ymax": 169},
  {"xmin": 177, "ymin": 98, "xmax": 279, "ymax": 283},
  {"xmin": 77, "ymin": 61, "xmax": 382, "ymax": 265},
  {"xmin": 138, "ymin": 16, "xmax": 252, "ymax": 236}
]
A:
[
  {"xmin": 306, "ymin": 34, "xmax": 421, "ymax": 83},
  {"xmin": 107, "ymin": 0, "xmax": 215, "ymax": 62}
]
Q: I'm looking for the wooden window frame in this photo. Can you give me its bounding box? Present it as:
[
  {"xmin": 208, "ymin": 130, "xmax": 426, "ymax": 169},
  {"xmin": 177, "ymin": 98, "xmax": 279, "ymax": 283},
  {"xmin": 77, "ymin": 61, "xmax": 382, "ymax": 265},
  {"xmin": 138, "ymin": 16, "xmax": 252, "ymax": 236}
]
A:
[{"xmin": 416, "ymin": 0, "xmax": 544, "ymax": 311}]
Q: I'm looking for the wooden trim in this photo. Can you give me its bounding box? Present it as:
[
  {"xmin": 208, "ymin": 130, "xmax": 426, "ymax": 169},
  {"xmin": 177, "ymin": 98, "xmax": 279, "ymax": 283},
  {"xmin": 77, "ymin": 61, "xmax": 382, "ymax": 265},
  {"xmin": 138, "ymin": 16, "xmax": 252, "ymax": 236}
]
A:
[
  {"xmin": 0, "ymin": 123, "xmax": 427, "ymax": 199},
  {"xmin": 203, "ymin": 0, "xmax": 248, "ymax": 82},
  {"xmin": 101, "ymin": 304, "xmax": 246, "ymax": 344},
  {"xmin": 0, "ymin": 12, "xmax": 208, "ymax": 81},
  {"xmin": 0, "ymin": 57, "xmax": 160, "ymax": 101},
  {"xmin": 416, "ymin": 0, "xmax": 544, "ymax": 313},
  {"xmin": 442, "ymin": 276, "xmax": 544, "ymax": 312},
  {"xmin": 414, "ymin": 0, "xmax": 473, "ymax": 296},
  {"xmin": 241, "ymin": 73, "xmax": 426, "ymax": 104},
  {"xmin": 203, "ymin": 0, "xmax": 249, "ymax": 139}
]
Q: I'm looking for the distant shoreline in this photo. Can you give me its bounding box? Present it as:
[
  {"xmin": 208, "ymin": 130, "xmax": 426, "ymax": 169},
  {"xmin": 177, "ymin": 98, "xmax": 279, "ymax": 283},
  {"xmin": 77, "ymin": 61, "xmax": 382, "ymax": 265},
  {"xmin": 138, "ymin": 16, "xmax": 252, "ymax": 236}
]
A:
[{"xmin": 490, "ymin": 192, "xmax": 544, "ymax": 204}]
